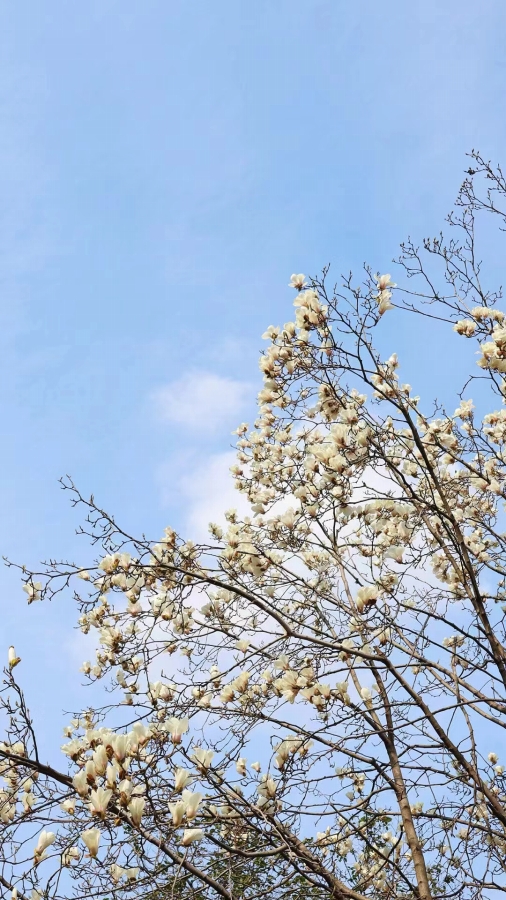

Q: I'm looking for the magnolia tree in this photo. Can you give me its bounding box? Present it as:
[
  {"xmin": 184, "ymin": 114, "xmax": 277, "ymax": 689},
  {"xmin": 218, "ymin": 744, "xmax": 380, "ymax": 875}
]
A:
[{"xmin": 3, "ymin": 152, "xmax": 506, "ymax": 900}]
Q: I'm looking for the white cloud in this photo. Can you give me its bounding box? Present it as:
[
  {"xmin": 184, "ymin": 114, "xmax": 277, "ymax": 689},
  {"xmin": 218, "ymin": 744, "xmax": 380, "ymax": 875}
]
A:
[
  {"xmin": 158, "ymin": 450, "xmax": 251, "ymax": 540},
  {"xmin": 152, "ymin": 370, "xmax": 252, "ymax": 433},
  {"xmin": 182, "ymin": 451, "xmax": 250, "ymax": 537}
]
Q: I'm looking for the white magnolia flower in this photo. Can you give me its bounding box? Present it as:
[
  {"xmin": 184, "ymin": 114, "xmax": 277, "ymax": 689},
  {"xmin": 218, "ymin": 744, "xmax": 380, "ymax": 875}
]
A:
[
  {"xmin": 118, "ymin": 779, "xmax": 134, "ymax": 802},
  {"xmin": 128, "ymin": 796, "xmax": 146, "ymax": 826},
  {"xmin": 257, "ymin": 776, "xmax": 277, "ymax": 799},
  {"xmin": 22, "ymin": 581, "xmax": 42, "ymax": 603},
  {"xmin": 374, "ymin": 273, "xmax": 397, "ymax": 291},
  {"xmin": 131, "ymin": 721, "xmax": 151, "ymax": 746},
  {"xmin": 182, "ymin": 789, "xmax": 203, "ymax": 820},
  {"xmin": 34, "ymin": 830, "xmax": 56, "ymax": 862},
  {"xmin": 99, "ymin": 553, "xmax": 120, "ymax": 573},
  {"xmin": 106, "ymin": 763, "xmax": 119, "ymax": 788},
  {"xmin": 454, "ymin": 318, "xmax": 477, "ymax": 337},
  {"xmin": 236, "ymin": 757, "xmax": 247, "ymax": 776},
  {"xmin": 61, "ymin": 797, "xmax": 76, "ymax": 815},
  {"xmin": 22, "ymin": 792, "xmax": 35, "ymax": 812},
  {"xmin": 192, "ymin": 747, "xmax": 214, "ymax": 770},
  {"xmin": 384, "ymin": 545, "xmax": 404, "ymax": 563},
  {"xmin": 355, "ymin": 585, "xmax": 379, "ymax": 612},
  {"xmin": 169, "ymin": 799, "xmax": 186, "ymax": 826},
  {"xmin": 72, "ymin": 770, "xmax": 89, "ymax": 797},
  {"xmin": 111, "ymin": 733, "xmax": 129, "ymax": 761},
  {"xmin": 167, "ymin": 716, "xmax": 189, "ymax": 744},
  {"xmin": 181, "ymin": 828, "xmax": 204, "ymax": 846},
  {"xmin": 377, "ymin": 289, "xmax": 394, "ymax": 316},
  {"xmin": 149, "ymin": 680, "xmax": 173, "ymax": 702},
  {"xmin": 110, "ymin": 864, "xmax": 126, "ymax": 883},
  {"xmin": 8, "ymin": 646, "xmax": 21, "ymax": 669},
  {"xmin": 81, "ymin": 828, "xmax": 101, "ymax": 858},
  {"xmin": 61, "ymin": 847, "xmax": 80, "ymax": 866},
  {"xmin": 93, "ymin": 745, "xmax": 108, "ymax": 775},
  {"xmin": 454, "ymin": 398, "xmax": 474, "ymax": 419},
  {"xmin": 174, "ymin": 767, "xmax": 192, "ymax": 792},
  {"xmin": 10, "ymin": 740, "xmax": 25, "ymax": 756},
  {"xmin": 89, "ymin": 787, "xmax": 112, "ymax": 817},
  {"xmin": 289, "ymin": 273, "xmax": 307, "ymax": 290}
]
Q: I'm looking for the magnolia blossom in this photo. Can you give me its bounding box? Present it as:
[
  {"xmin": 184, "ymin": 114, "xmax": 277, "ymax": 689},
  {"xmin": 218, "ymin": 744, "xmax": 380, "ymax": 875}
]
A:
[
  {"xmin": 72, "ymin": 771, "xmax": 89, "ymax": 797},
  {"xmin": 106, "ymin": 763, "xmax": 118, "ymax": 788},
  {"xmin": 34, "ymin": 830, "xmax": 56, "ymax": 862},
  {"xmin": 89, "ymin": 787, "xmax": 112, "ymax": 817},
  {"xmin": 181, "ymin": 828, "xmax": 204, "ymax": 846},
  {"xmin": 118, "ymin": 779, "xmax": 134, "ymax": 803},
  {"xmin": 377, "ymin": 289, "xmax": 394, "ymax": 315},
  {"xmin": 289, "ymin": 273, "xmax": 307, "ymax": 290},
  {"xmin": 81, "ymin": 828, "xmax": 101, "ymax": 858},
  {"xmin": 92, "ymin": 745, "xmax": 108, "ymax": 775},
  {"xmin": 384, "ymin": 545, "xmax": 404, "ymax": 563},
  {"xmin": 374, "ymin": 273, "xmax": 397, "ymax": 291},
  {"xmin": 62, "ymin": 847, "xmax": 80, "ymax": 866},
  {"xmin": 85, "ymin": 760, "xmax": 97, "ymax": 783},
  {"xmin": 454, "ymin": 318, "xmax": 477, "ymax": 336},
  {"xmin": 8, "ymin": 646, "xmax": 21, "ymax": 669},
  {"xmin": 110, "ymin": 864, "xmax": 126, "ymax": 883},
  {"xmin": 181, "ymin": 789, "xmax": 202, "ymax": 820},
  {"xmin": 111, "ymin": 733, "xmax": 129, "ymax": 761},
  {"xmin": 22, "ymin": 792, "xmax": 35, "ymax": 812},
  {"xmin": 235, "ymin": 757, "xmax": 247, "ymax": 775},
  {"xmin": 128, "ymin": 796, "xmax": 145, "ymax": 825},
  {"xmin": 174, "ymin": 767, "xmax": 192, "ymax": 792},
  {"xmin": 125, "ymin": 867, "xmax": 139, "ymax": 882},
  {"xmin": 166, "ymin": 716, "xmax": 189, "ymax": 744},
  {"xmin": 149, "ymin": 680, "xmax": 173, "ymax": 702},
  {"xmin": 355, "ymin": 585, "xmax": 379, "ymax": 612},
  {"xmin": 454, "ymin": 398, "xmax": 475, "ymax": 419},
  {"xmin": 257, "ymin": 776, "xmax": 277, "ymax": 800},
  {"xmin": 192, "ymin": 747, "xmax": 214, "ymax": 770},
  {"xmin": 22, "ymin": 581, "xmax": 42, "ymax": 603},
  {"xmin": 169, "ymin": 799, "xmax": 186, "ymax": 826}
]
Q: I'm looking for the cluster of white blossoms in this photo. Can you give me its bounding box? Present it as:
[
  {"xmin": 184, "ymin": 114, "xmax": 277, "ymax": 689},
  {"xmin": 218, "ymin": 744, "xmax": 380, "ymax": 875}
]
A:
[
  {"xmin": 373, "ymin": 273, "xmax": 396, "ymax": 315},
  {"xmin": 273, "ymin": 736, "xmax": 314, "ymax": 770},
  {"xmin": 6, "ymin": 159, "xmax": 506, "ymax": 900},
  {"xmin": 41, "ymin": 715, "xmax": 210, "ymax": 865},
  {"xmin": 0, "ymin": 740, "xmax": 29, "ymax": 824}
]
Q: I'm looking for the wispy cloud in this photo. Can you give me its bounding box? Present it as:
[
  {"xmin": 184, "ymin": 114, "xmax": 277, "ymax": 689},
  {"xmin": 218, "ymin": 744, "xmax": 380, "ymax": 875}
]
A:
[
  {"xmin": 157, "ymin": 450, "xmax": 251, "ymax": 540},
  {"xmin": 152, "ymin": 370, "xmax": 252, "ymax": 433}
]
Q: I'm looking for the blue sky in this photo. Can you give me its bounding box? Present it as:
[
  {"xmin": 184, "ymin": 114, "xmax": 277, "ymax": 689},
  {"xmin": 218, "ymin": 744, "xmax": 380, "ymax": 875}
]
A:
[{"xmin": 1, "ymin": 0, "xmax": 506, "ymax": 745}]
